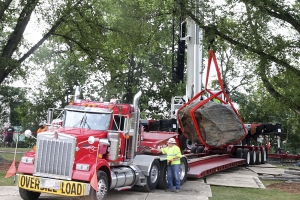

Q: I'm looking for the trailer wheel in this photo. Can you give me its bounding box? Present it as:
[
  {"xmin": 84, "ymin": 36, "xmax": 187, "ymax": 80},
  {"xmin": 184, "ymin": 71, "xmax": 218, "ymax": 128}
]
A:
[
  {"xmin": 19, "ymin": 188, "xmax": 41, "ymax": 200},
  {"xmin": 179, "ymin": 157, "xmax": 188, "ymax": 185},
  {"xmin": 236, "ymin": 148, "xmax": 243, "ymax": 158},
  {"xmin": 191, "ymin": 146, "xmax": 197, "ymax": 153},
  {"xmin": 242, "ymin": 148, "xmax": 250, "ymax": 166},
  {"xmin": 250, "ymin": 151, "xmax": 256, "ymax": 165},
  {"xmin": 143, "ymin": 159, "xmax": 160, "ymax": 192},
  {"xmin": 157, "ymin": 161, "xmax": 168, "ymax": 189},
  {"xmin": 255, "ymin": 150, "xmax": 261, "ymax": 165},
  {"xmin": 82, "ymin": 170, "xmax": 108, "ymax": 200},
  {"xmin": 261, "ymin": 148, "xmax": 266, "ymax": 164},
  {"xmin": 196, "ymin": 146, "xmax": 204, "ymax": 154}
]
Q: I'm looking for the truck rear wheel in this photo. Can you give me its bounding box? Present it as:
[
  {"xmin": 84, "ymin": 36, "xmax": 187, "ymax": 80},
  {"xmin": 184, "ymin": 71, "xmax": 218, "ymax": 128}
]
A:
[
  {"xmin": 179, "ymin": 157, "xmax": 188, "ymax": 185},
  {"xmin": 157, "ymin": 161, "xmax": 168, "ymax": 189},
  {"xmin": 83, "ymin": 170, "xmax": 108, "ymax": 200},
  {"xmin": 19, "ymin": 188, "xmax": 41, "ymax": 200},
  {"xmin": 142, "ymin": 159, "xmax": 160, "ymax": 192},
  {"xmin": 157, "ymin": 158, "xmax": 188, "ymax": 189}
]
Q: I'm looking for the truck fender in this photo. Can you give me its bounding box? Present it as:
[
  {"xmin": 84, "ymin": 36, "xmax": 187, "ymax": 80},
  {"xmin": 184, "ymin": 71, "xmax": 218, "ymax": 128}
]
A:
[{"xmin": 132, "ymin": 155, "xmax": 160, "ymax": 176}]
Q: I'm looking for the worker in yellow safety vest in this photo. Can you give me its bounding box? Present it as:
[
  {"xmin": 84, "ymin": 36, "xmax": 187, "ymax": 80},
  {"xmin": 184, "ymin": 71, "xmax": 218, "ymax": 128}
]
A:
[
  {"xmin": 161, "ymin": 138, "xmax": 182, "ymax": 193},
  {"xmin": 212, "ymin": 98, "xmax": 221, "ymax": 104}
]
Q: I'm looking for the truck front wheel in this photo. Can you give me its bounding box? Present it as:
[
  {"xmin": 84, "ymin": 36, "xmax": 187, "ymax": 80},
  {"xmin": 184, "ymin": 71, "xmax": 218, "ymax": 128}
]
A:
[
  {"xmin": 19, "ymin": 188, "xmax": 40, "ymax": 200},
  {"xmin": 83, "ymin": 170, "xmax": 108, "ymax": 200}
]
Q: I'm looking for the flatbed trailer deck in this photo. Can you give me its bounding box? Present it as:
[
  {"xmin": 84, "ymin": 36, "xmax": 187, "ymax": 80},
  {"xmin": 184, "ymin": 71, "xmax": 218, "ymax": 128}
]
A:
[{"xmin": 186, "ymin": 154, "xmax": 246, "ymax": 178}]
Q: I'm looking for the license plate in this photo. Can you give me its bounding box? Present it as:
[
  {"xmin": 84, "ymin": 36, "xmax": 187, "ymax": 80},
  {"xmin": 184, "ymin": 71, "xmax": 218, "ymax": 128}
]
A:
[{"xmin": 18, "ymin": 174, "xmax": 86, "ymax": 196}]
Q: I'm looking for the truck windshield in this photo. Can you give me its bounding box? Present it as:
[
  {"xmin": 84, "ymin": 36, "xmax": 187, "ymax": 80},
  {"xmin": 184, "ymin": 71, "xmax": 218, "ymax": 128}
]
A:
[{"xmin": 64, "ymin": 110, "xmax": 111, "ymax": 130}]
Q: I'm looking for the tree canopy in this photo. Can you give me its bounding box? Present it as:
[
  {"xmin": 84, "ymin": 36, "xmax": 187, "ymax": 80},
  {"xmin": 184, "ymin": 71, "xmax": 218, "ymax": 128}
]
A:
[{"xmin": 180, "ymin": 0, "xmax": 300, "ymax": 114}]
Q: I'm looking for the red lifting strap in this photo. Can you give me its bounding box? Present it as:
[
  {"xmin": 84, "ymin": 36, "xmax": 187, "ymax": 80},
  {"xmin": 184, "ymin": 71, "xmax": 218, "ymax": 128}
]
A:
[
  {"xmin": 205, "ymin": 50, "xmax": 224, "ymax": 91},
  {"xmin": 177, "ymin": 50, "xmax": 247, "ymax": 148}
]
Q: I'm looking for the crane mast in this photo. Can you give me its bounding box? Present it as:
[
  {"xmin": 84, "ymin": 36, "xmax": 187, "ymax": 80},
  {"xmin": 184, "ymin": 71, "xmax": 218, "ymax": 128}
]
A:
[{"xmin": 171, "ymin": 1, "xmax": 203, "ymax": 117}]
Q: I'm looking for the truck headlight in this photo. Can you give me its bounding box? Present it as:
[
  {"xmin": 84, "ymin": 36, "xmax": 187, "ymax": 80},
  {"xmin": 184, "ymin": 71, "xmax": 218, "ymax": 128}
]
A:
[
  {"xmin": 76, "ymin": 163, "xmax": 90, "ymax": 171},
  {"xmin": 21, "ymin": 157, "xmax": 34, "ymax": 164}
]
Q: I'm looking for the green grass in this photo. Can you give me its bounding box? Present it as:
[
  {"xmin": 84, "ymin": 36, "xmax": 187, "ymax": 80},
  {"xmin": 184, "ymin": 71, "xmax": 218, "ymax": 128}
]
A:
[
  {"xmin": 0, "ymin": 153, "xmax": 24, "ymax": 162},
  {"xmin": 0, "ymin": 171, "xmax": 16, "ymax": 186},
  {"xmin": 0, "ymin": 149, "xmax": 31, "ymax": 186},
  {"xmin": 0, "ymin": 147, "xmax": 31, "ymax": 152},
  {"xmin": 209, "ymin": 185, "xmax": 300, "ymax": 200}
]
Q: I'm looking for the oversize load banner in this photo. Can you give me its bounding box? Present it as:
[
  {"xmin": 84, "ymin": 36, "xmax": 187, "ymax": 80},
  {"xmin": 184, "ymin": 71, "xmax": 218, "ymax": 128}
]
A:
[{"xmin": 18, "ymin": 174, "xmax": 86, "ymax": 196}]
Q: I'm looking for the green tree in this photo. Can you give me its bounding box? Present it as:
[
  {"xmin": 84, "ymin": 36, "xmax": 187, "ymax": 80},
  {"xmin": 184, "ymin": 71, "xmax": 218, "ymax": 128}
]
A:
[{"xmin": 179, "ymin": 0, "xmax": 300, "ymax": 115}]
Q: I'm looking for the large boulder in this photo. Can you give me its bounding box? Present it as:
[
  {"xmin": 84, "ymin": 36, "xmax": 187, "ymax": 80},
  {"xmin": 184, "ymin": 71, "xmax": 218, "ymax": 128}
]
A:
[{"xmin": 178, "ymin": 101, "xmax": 246, "ymax": 147}]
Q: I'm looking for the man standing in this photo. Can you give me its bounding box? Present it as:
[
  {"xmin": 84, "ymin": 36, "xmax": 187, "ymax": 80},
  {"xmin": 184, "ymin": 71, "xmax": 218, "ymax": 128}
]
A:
[
  {"xmin": 4, "ymin": 124, "xmax": 14, "ymax": 148},
  {"xmin": 161, "ymin": 138, "xmax": 182, "ymax": 193}
]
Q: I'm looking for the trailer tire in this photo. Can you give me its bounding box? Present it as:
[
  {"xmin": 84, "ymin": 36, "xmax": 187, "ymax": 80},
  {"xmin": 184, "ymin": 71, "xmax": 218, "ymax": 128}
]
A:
[
  {"xmin": 83, "ymin": 170, "xmax": 108, "ymax": 200},
  {"xmin": 191, "ymin": 146, "xmax": 197, "ymax": 154},
  {"xmin": 255, "ymin": 150, "xmax": 261, "ymax": 165},
  {"xmin": 261, "ymin": 148, "xmax": 266, "ymax": 164},
  {"xmin": 250, "ymin": 151, "xmax": 256, "ymax": 165},
  {"xmin": 157, "ymin": 161, "xmax": 168, "ymax": 189},
  {"xmin": 196, "ymin": 146, "xmax": 204, "ymax": 154},
  {"xmin": 143, "ymin": 159, "xmax": 160, "ymax": 192},
  {"xmin": 19, "ymin": 188, "xmax": 41, "ymax": 200},
  {"xmin": 242, "ymin": 148, "xmax": 250, "ymax": 166},
  {"xmin": 236, "ymin": 148, "xmax": 243, "ymax": 158}
]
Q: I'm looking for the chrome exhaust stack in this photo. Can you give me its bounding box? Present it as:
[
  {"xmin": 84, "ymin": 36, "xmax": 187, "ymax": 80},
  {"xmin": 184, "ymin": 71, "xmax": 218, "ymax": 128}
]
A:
[{"xmin": 130, "ymin": 91, "xmax": 142, "ymax": 162}]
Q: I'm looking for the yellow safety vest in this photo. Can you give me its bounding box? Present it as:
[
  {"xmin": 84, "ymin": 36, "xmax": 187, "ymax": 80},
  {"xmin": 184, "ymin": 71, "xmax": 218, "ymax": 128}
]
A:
[
  {"xmin": 213, "ymin": 98, "xmax": 221, "ymax": 104},
  {"xmin": 161, "ymin": 145, "xmax": 182, "ymax": 165}
]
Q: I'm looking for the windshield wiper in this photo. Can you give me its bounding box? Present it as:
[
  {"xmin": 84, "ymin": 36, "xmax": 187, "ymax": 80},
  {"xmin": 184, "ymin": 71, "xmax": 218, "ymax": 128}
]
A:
[{"xmin": 73, "ymin": 115, "xmax": 85, "ymax": 128}]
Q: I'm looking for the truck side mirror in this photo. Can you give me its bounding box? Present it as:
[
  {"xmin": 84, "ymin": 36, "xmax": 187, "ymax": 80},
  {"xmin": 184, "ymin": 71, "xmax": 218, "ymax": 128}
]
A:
[{"xmin": 24, "ymin": 130, "xmax": 32, "ymax": 138}]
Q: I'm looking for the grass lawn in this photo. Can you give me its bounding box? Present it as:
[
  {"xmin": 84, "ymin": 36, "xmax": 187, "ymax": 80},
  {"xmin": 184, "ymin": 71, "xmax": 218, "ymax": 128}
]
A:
[
  {"xmin": 0, "ymin": 171, "xmax": 16, "ymax": 186},
  {"xmin": 0, "ymin": 148, "xmax": 32, "ymax": 186},
  {"xmin": 209, "ymin": 185, "xmax": 300, "ymax": 200},
  {"xmin": 0, "ymin": 147, "xmax": 31, "ymax": 153}
]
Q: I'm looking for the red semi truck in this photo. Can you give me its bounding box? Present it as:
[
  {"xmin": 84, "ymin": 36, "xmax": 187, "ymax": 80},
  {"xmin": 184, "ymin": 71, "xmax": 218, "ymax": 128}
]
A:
[
  {"xmin": 17, "ymin": 89, "xmax": 190, "ymax": 200},
  {"xmin": 16, "ymin": 87, "xmax": 269, "ymax": 200}
]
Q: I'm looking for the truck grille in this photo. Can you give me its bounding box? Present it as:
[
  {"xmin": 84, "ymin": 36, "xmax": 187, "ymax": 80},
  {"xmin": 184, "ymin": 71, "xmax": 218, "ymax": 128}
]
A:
[{"xmin": 34, "ymin": 132, "xmax": 76, "ymax": 180}]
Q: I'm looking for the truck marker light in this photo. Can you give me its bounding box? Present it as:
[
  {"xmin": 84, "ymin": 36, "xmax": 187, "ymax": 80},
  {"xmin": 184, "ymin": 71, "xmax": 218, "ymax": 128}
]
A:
[
  {"xmin": 98, "ymin": 154, "xmax": 103, "ymax": 159},
  {"xmin": 108, "ymin": 105, "xmax": 113, "ymax": 109},
  {"xmin": 125, "ymin": 133, "xmax": 130, "ymax": 139},
  {"xmin": 33, "ymin": 146, "xmax": 36, "ymax": 152}
]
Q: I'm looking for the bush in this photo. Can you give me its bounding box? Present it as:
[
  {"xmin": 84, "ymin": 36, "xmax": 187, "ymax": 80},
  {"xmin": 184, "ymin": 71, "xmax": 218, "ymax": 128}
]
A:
[{"xmin": 17, "ymin": 137, "xmax": 36, "ymax": 148}]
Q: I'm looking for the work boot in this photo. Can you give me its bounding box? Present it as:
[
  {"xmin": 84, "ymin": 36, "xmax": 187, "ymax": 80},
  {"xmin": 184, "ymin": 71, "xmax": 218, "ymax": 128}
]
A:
[{"xmin": 175, "ymin": 189, "xmax": 180, "ymax": 193}]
